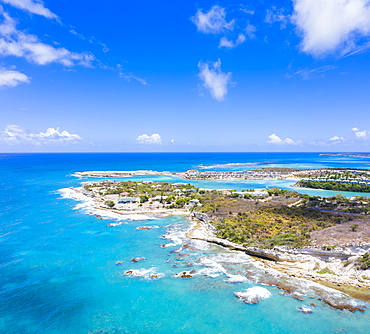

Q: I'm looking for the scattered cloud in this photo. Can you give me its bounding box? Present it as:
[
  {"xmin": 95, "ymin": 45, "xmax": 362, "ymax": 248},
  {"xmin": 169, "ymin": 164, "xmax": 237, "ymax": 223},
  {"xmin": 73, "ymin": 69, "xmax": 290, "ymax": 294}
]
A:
[
  {"xmin": 69, "ymin": 28, "xmax": 109, "ymax": 53},
  {"xmin": 198, "ymin": 59, "xmax": 232, "ymax": 101},
  {"xmin": 122, "ymin": 73, "xmax": 148, "ymax": 85},
  {"xmin": 267, "ymin": 133, "xmax": 299, "ymax": 145},
  {"xmin": 0, "ymin": 125, "xmax": 82, "ymax": 145},
  {"xmin": 352, "ymin": 127, "xmax": 368, "ymax": 139},
  {"xmin": 192, "ymin": 6, "xmax": 256, "ymax": 51},
  {"xmin": 0, "ymin": 67, "xmax": 30, "ymax": 86},
  {"xmin": 240, "ymin": 6, "xmax": 254, "ymax": 15},
  {"xmin": 117, "ymin": 65, "xmax": 148, "ymax": 85},
  {"xmin": 136, "ymin": 133, "xmax": 162, "ymax": 145},
  {"xmin": 265, "ymin": 6, "xmax": 290, "ymax": 29},
  {"xmin": 292, "ymin": 0, "xmax": 370, "ymax": 57},
  {"xmin": 1, "ymin": 0, "xmax": 58, "ymax": 19},
  {"xmin": 191, "ymin": 5, "xmax": 234, "ymax": 34},
  {"xmin": 245, "ymin": 24, "xmax": 256, "ymax": 39},
  {"xmin": 0, "ymin": 11, "xmax": 94, "ymax": 66},
  {"xmin": 329, "ymin": 135, "xmax": 346, "ymax": 143},
  {"xmin": 290, "ymin": 65, "xmax": 337, "ymax": 79},
  {"xmin": 219, "ymin": 33, "xmax": 246, "ymax": 48}
]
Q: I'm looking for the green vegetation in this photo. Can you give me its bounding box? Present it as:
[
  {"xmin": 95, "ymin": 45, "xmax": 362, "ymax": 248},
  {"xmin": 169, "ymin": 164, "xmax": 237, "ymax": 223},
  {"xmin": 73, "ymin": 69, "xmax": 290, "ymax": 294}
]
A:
[
  {"xmin": 104, "ymin": 200, "xmax": 115, "ymax": 208},
  {"xmin": 350, "ymin": 224, "xmax": 359, "ymax": 232},
  {"xmin": 140, "ymin": 195, "xmax": 149, "ymax": 203},
  {"xmin": 316, "ymin": 267, "xmax": 336, "ymax": 275},
  {"xmin": 297, "ymin": 180, "xmax": 370, "ymax": 193},
  {"xmin": 358, "ymin": 253, "xmax": 370, "ymax": 270},
  {"xmin": 296, "ymin": 170, "xmax": 370, "ymax": 193},
  {"xmin": 87, "ymin": 181, "xmax": 366, "ymax": 249},
  {"xmin": 212, "ymin": 205, "xmax": 352, "ymax": 248},
  {"xmin": 343, "ymin": 260, "xmax": 351, "ymax": 267},
  {"xmin": 85, "ymin": 181, "xmax": 199, "ymax": 209}
]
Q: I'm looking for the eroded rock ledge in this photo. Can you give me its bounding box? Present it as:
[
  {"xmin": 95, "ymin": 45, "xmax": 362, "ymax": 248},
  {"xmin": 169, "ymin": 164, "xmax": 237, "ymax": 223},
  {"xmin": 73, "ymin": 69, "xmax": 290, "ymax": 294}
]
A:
[{"xmin": 187, "ymin": 212, "xmax": 370, "ymax": 295}]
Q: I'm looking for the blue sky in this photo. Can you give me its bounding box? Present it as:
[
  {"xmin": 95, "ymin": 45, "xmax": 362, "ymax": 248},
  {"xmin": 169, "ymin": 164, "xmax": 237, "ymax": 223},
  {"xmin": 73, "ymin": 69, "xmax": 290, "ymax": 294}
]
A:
[{"xmin": 1, "ymin": 0, "xmax": 370, "ymax": 152}]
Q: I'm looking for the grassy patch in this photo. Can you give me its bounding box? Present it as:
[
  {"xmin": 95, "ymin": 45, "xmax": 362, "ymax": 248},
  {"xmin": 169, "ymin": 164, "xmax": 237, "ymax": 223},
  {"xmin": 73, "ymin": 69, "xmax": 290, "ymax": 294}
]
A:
[{"xmin": 316, "ymin": 268, "xmax": 336, "ymax": 275}]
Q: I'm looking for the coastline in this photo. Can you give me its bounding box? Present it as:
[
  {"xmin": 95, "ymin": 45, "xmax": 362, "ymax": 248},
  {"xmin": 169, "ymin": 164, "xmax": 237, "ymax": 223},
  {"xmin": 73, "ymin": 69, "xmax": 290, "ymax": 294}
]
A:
[
  {"xmin": 71, "ymin": 170, "xmax": 370, "ymax": 305},
  {"xmin": 186, "ymin": 215, "xmax": 370, "ymax": 303},
  {"xmin": 76, "ymin": 170, "xmax": 182, "ymax": 178},
  {"xmin": 72, "ymin": 186, "xmax": 190, "ymax": 217},
  {"xmin": 76, "ymin": 170, "xmax": 298, "ymax": 182}
]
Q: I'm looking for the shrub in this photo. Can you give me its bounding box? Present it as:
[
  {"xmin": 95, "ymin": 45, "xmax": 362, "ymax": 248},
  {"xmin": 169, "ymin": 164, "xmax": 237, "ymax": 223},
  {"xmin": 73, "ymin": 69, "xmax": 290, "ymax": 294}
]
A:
[
  {"xmin": 105, "ymin": 200, "xmax": 115, "ymax": 208},
  {"xmin": 350, "ymin": 224, "xmax": 359, "ymax": 232}
]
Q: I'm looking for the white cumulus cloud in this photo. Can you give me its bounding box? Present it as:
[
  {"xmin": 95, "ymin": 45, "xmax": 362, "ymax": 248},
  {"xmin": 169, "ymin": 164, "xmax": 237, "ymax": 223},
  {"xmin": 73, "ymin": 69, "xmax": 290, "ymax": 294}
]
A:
[
  {"xmin": 191, "ymin": 5, "xmax": 234, "ymax": 34},
  {"xmin": 352, "ymin": 127, "xmax": 368, "ymax": 139},
  {"xmin": 0, "ymin": 11, "xmax": 94, "ymax": 66},
  {"xmin": 1, "ymin": 0, "xmax": 58, "ymax": 19},
  {"xmin": 329, "ymin": 135, "xmax": 346, "ymax": 143},
  {"xmin": 0, "ymin": 67, "xmax": 30, "ymax": 86},
  {"xmin": 219, "ymin": 33, "xmax": 246, "ymax": 48},
  {"xmin": 1, "ymin": 125, "xmax": 82, "ymax": 145},
  {"xmin": 267, "ymin": 133, "xmax": 298, "ymax": 145},
  {"xmin": 292, "ymin": 0, "xmax": 370, "ymax": 57},
  {"xmin": 136, "ymin": 133, "xmax": 162, "ymax": 145},
  {"xmin": 198, "ymin": 59, "xmax": 232, "ymax": 101}
]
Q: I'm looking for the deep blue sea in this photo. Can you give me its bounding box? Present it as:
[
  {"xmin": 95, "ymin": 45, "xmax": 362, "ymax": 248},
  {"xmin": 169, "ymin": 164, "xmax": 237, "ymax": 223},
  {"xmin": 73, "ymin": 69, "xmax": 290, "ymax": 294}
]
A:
[{"xmin": 1, "ymin": 152, "xmax": 370, "ymax": 334}]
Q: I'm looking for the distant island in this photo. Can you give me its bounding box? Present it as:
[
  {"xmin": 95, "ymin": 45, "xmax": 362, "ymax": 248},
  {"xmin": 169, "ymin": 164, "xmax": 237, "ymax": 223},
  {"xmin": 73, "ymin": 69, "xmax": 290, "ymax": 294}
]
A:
[{"xmin": 320, "ymin": 153, "xmax": 370, "ymax": 158}]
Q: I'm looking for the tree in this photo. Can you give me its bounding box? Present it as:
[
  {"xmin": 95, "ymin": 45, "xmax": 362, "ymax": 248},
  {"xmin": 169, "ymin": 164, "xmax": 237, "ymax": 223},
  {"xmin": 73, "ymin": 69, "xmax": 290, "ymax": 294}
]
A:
[
  {"xmin": 350, "ymin": 224, "xmax": 359, "ymax": 232},
  {"xmin": 105, "ymin": 200, "xmax": 115, "ymax": 208},
  {"xmin": 140, "ymin": 195, "xmax": 149, "ymax": 203},
  {"xmin": 175, "ymin": 198, "xmax": 186, "ymax": 207}
]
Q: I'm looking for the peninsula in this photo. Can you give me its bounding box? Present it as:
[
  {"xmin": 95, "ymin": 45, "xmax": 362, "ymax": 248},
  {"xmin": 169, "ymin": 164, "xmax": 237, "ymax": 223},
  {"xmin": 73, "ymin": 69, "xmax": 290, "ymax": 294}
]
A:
[
  {"xmin": 78, "ymin": 168, "xmax": 370, "ymax": 193},
  {"xmin": 72, "ymin": 175, "xmax": 370, "ymax": 303}
]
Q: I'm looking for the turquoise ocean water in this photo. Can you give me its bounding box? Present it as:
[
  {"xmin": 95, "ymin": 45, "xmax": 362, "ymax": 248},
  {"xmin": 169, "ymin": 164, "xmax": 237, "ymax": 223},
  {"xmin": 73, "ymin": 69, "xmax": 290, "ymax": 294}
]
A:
[{"xmin": 1, "ymin": 153, "xmax": 370, "ymax": 334}]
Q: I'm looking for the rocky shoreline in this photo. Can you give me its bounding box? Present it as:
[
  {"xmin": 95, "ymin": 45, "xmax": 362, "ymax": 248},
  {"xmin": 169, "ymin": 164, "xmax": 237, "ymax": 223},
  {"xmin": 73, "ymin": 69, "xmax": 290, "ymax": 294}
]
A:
[{"xmin": 187, "ymin": 212, "xmax": 370, "ymax": 303}]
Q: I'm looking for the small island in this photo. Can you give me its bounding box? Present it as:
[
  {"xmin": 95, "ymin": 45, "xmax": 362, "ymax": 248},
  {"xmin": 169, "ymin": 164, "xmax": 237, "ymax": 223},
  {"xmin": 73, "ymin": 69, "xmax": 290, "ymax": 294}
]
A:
[{"xmin": 320, "ymin": 153, "xmax": 370, "ymax": 158}]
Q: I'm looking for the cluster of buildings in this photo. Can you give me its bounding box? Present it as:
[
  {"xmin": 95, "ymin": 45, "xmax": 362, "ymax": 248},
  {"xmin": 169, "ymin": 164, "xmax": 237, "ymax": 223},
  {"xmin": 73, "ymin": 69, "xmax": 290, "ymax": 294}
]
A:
[
  {"xmin": 302, "ymin": 178, "xmax": 370, "ymax": 185},
  {"xmin": 302, "ymin": 170, "xmax": 370, "ymax": 185},
  {"xmin": 184, "ymin": 169, "xmax": 299, "ymax": 180}
]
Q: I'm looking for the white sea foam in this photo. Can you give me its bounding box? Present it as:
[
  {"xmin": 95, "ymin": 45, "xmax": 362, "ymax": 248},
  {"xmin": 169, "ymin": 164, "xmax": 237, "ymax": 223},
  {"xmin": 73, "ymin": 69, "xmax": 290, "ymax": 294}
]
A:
[
  {"xmin": 207, "ymin": 252, "xmax": 252, "ymax": 264},
  {"xmin": 186, "ymin": 239, "xmax": 209, "ymax": 251},
  {"xmin": 124, "ymin": 268, "xmax": 164, "ymax": 279},
  {"xmin": 226, "ymin": 274, "xmax": 248, "ymax": 284},
  {"xmin": 161, "ymin": 228, "xmax": 187, "ymax": 248},
  {"xmin": 234, "ymin": 286, "xmax": 271, "ymax": 304},
  {"xmin": 195, "ymin": 257, "xmax": 228, "ymax": 278},
  {"xmin": 58, "ymin": 188, "xmax": 153, "ymax": 222},
  {"xmin": 298, "ymin": 306, "xmax": 313, "ymax": 314},
  {"xmin": 162, "ymin": 233, "xmax": 183, "ymax": 245},
  {"xmin": 69, "ymin": 172, "xmax": 84, "ymax": 178}
]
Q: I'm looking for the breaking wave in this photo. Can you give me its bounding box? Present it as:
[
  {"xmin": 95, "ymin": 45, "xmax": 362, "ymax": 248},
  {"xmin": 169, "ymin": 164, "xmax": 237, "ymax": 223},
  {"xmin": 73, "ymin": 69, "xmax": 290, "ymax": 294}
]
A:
[
  {"xmin": 234, "ymin": 286, "xmax": 272, "ymax": 304},
  {"xmin": 58, "ymin": 188, "xmax": 153, "ymax": 221}
]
